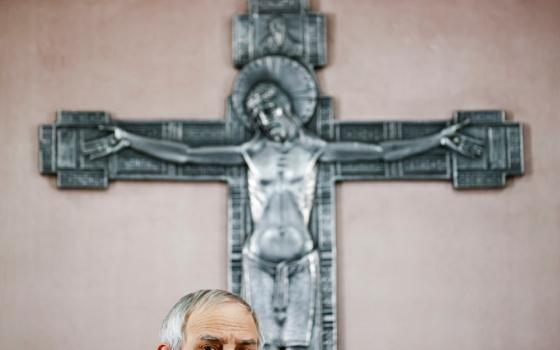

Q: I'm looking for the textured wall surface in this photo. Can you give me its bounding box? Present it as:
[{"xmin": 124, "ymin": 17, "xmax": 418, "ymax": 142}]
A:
[{"xmin": 1, "ymin": 0, "xmax": 559, "ymax": 349}]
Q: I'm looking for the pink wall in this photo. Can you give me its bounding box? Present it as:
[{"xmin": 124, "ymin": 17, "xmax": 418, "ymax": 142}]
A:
[{"xmin": 1, "ymin": 0, "xmax": 559, "ymax": 349}]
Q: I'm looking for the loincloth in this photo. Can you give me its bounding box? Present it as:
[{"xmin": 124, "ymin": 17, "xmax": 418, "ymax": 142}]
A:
[{"xmin": 242, "ymin": 248, "xmax": 319, "ymax": 347}]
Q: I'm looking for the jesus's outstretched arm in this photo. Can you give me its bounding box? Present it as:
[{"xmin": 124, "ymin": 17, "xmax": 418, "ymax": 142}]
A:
[
  {"xmin": 82, "ymin": 125, "xmax": 245, "ymax": 165},
  {"xmin": 320, "ymin": 119, "xmax": 484, "ymax": 162}
]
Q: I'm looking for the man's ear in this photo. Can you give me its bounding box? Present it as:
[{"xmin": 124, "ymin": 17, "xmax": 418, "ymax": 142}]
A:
[{"xmin": 156, "ymin": 343, "xmax": 171, "ymax": 350}]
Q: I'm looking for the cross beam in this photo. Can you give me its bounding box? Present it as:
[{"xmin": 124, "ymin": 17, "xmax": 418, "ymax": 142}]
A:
[{"xmin": 39, "ymin": 108, "xmax": 523, "ymax": 189}]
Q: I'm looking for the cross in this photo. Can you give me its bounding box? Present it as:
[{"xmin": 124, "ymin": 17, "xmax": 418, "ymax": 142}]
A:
[{"xmin": 38, "ymin": 1, "xmax": 524, "ymax": 350}]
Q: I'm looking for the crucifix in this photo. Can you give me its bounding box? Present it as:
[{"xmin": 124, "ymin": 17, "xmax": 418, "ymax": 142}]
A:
[{"xmin": 38, "ymin": 1, "xmax": 524, "ymax": 349}]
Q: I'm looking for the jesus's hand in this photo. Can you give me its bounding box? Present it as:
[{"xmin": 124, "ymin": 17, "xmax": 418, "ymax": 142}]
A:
[
  {"xmin": 81, "ymin": 125, "xmax": 131, "ymax": 160},
  {"xmin": 439, "ymin": 120, "xmax": 485, "ymax": 158}
]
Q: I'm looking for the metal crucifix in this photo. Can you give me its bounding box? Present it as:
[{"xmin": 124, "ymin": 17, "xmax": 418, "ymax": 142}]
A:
[{"xmin": 38, "ymin": 1, "xmax": 524, "ymax": 349}]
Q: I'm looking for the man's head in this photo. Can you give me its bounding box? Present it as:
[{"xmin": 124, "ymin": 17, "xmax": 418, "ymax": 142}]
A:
[
  {"xmin": 157, "ymin": 290, "xmax": 262, "ymax": 350},
  {"xmin": 245, "ymin": 82, "xmax": 301, "ymax": 143}
]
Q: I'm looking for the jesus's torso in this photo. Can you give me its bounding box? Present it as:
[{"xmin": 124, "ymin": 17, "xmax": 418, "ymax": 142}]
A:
[{"xmin": 242, "ymin": 132, "xmax": 325, "ymax": 263}]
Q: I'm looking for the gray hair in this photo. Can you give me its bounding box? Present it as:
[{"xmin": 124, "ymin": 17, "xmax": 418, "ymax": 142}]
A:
[{"xmin": 159, "ymin": 289, "xmax": 263, "ymax": 350}]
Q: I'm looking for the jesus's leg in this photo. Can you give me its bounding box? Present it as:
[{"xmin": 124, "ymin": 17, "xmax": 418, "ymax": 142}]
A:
[{"xmin": 280, "ymin": 251, "xmax": 319, "ymax": 348}]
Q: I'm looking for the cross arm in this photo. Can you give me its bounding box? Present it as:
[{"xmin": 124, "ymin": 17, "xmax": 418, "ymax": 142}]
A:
[
  {"xmin": 328, "ymin": 111, "xmax": 524, "ymax": 189},
  {"xmin": 320, "ymin": 120, "xmax": 480, "ymax": 162},
  {"xmin": 39, "ymin": 111, "xmax": 246, "ymax": 188},
  {"xmin": 83, "ymin": 125, "xmax": 245, "ymax": 165}
]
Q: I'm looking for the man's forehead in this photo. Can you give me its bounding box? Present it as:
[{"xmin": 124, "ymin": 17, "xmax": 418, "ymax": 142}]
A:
[{"xmin": 186, "ymin": 302, "xmax": 258, "ymax": 342}]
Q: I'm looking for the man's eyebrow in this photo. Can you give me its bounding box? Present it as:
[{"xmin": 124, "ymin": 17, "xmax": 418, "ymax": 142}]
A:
[
  {"xmin": 237, "ymin": 339, "xmax": 258, "ymax": 345},
  {"xmin": 198, "ymin": 335, "xmax": 257, "ymax": 346},
  {"xmin": 199, "ymin": 335, "xmax": 223, "ymax": 342}
]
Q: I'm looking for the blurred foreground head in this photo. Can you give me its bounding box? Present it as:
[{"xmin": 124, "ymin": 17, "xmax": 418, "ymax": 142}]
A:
[{"xmin": 157, "ymin": 289, "xmax": 262, "ymax": 350}]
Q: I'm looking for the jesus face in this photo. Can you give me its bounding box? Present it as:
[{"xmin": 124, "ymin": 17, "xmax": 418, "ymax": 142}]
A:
[
  {"xmin": 246, "ymin": 83, "xmax": 300, "ymax": 143},
  {"xmin": 256, "ymin": 104, "xmax": 295, "ymax": 143}
]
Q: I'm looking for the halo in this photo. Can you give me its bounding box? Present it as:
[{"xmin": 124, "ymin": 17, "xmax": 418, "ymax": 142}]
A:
[{"xmin": 231, "ymin": 56, "xmax": 318, "ymax": 129}]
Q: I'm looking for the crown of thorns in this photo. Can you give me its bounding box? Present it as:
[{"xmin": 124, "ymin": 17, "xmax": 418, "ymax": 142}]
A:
[
  {"xmin": 246, "ymin": 85, "xmax": 278, "ymax": 112},
  {"xmin": 245, "ymin": 83, "xmax": 293, "ymax": 117}
]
